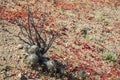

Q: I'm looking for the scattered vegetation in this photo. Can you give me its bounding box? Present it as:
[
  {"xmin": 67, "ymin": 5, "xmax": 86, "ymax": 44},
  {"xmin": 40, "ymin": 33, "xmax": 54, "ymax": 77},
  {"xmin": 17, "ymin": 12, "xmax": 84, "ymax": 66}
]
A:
[
  {"xmin": 102, "ymin": 51, "xmax": 117, "ymax": 62},
  {"xmin": 0, "ymin": 0, "xmax": 120, "ymax": 80}
]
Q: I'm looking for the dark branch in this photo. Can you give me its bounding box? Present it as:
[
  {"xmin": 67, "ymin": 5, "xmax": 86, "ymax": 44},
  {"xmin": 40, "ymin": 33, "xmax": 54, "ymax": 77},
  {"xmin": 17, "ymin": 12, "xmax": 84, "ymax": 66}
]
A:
[
  {"xmin": 44, "ymin": 35, "xmax": 57, "ymax": 53},
  {"xmin": 18, "ymin": 32, "xmax": 31, "ymax": 45},
  {"xmin": 27, "ymin": 5, "xmax": 35, "ymax": 45},
  {"xmin": 17, "ymin": 5, "xmax": 57, "ymax": 55}
]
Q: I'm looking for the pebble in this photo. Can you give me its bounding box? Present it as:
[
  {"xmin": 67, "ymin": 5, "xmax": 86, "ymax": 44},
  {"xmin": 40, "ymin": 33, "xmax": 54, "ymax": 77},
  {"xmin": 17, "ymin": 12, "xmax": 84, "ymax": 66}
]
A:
[
  {"xmin": 27, "ymin": 45, "xmax": 39, "ymax": 54},
  {"xmin": 23, "ymin": 43, "xmax": 30, "ymax": 51},
  {"xmin": 24, "ymin": 53, "xmax": 39, "ymax": 66},
  {"xmin": 17, "ymin": 44, "xmax": 23, "ymax": 49},
  {"xmin": 44, "ymin": 60, "xmax": 56, "ymax": 70}
]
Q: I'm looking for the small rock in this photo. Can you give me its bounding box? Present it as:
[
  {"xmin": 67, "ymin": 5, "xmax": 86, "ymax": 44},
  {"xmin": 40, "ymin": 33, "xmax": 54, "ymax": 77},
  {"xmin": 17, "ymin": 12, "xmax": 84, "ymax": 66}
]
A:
[
  {"xmin": 23, "ymin": 43, "xmax": 30, "ymax": 51},
  {"xmin": 17, "ymin": 44, "xmax": 23, "ymax": 49},
  {"xmin": 44, "ymin": 60, "xmax": 56, "ymax": 70},
  {"xmin": 24, "ymin": 53, "xmax": 39, "ymax": 66},
  {"xmin": 27, "ymin": 45, "xmax": 39, "ymax": 54}
]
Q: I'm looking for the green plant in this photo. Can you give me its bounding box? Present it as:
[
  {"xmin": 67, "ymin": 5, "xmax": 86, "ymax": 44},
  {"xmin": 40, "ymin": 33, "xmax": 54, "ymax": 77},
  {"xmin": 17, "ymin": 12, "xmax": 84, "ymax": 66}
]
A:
[{"xmin": 102, "ymin": 51, "xmax": 117, "ymax": 62}]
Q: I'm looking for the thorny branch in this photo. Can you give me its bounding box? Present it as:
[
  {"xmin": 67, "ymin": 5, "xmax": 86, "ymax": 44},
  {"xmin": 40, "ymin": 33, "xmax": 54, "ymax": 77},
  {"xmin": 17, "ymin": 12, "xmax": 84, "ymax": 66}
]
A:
[
  {"xmin": 14, "ymin": 4, "xmax": 81, "ymax": 80},
  {"xmin": 16, "ymin": 5, "xmax": 57, "ymax": 55}
]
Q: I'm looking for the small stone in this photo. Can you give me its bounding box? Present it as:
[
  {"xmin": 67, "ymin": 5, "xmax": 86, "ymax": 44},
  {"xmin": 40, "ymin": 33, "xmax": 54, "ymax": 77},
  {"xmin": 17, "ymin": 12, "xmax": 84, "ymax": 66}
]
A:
[
  {"xmin": 44, "ymin": 60, "xmax": 56, "ymax": 70},
  {"xmin": 23, "ymin": 43, "xmax": 30, "ymax": 51},
  {"xmin": 17, "ymin": 44, "xmax": 23, "ymax": 49},
  {"xmin": 28, "ymin": 45, "xmax": 39, "ymax": 54},
  {"xmin": 24, "ymin": 53, "xmax": 39, "ymax": 66}
]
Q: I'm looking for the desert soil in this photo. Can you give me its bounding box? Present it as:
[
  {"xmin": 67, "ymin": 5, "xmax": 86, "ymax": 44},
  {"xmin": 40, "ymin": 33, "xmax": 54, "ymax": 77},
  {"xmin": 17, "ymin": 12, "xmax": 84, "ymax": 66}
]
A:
[
  {"xmin": 0, "ymin": 0, "xmax": 120, "ymax": 80},
  {"xmin": 0, "ymin": 20, "xmax": 24, "ymax": 80}
]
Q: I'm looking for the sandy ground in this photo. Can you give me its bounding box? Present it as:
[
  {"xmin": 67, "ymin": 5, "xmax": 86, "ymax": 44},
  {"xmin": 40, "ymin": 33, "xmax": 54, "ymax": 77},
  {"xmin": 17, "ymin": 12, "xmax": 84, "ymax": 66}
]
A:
[
  {"xmin": 0, "ymin": 1, "xmax": 120, "ymax": 79},
  {"xmin": 0, "ymin": 20, "xmax": 26, "ymax": 80}
]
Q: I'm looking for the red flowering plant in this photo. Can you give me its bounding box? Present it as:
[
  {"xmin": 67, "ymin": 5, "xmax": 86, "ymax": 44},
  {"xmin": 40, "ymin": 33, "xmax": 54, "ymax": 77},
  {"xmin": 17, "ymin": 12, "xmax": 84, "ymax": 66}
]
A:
[{"xmin": 0, "ymin": 0, "xmax": 120, "ymax": 80}]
